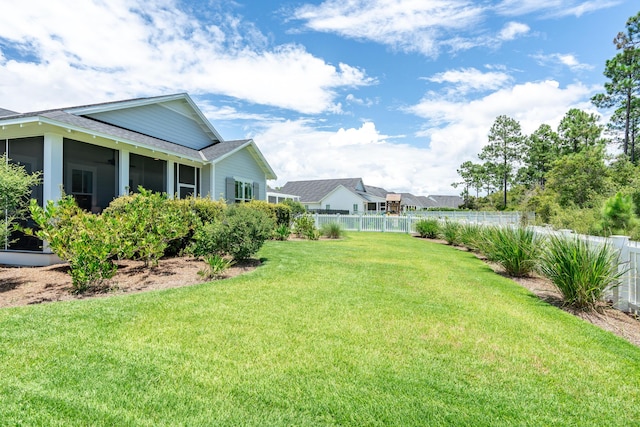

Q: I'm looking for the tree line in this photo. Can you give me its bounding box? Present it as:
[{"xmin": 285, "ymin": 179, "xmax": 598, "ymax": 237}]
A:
[{"xmin": 454, "ymin": 11, "xmax": 640, "ymax": 237}]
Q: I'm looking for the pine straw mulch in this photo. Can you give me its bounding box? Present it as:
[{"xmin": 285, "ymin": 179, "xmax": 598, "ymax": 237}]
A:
[{"xmin": 0, "ymin": 257, "xmax": 260, "ymax": 309}]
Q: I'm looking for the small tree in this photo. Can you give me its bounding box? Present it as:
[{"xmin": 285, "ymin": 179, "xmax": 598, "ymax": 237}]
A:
[
  {"xmin": 0, "ymin": 154, "xmax": 41, "ymax": 248},
  {"xmin": 600, "ymin": 192, "xmax": 638, "ymax": 235}
]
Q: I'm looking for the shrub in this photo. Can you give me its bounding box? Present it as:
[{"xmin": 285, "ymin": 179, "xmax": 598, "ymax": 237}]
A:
[
  {"xmin": 538, "ymin": 235, "xmax": 623, "ymax": 310},
  {"xmin": 28, "ymin": 196, "xmax": 118, "ymax": 292},
  {"xmin": 440, "ymin": 220, "xmax": 461, "ymax": 245},
  {"xmin": 245, "ymin": 200, "xmax": 291, "ymax": 227},
  {"xmin": 274, "ymin": 224, "xmax": 291, "ymax": 241},
  {"xmin": 293, "ymin": 214, "xmax": 318, "ymax": 239},
  {"xmin": 457, "ymin": 223, "xmax": 485, "ymax": 251},
  {"xmin": 415, "ymin": 218, "xmax": 440, "ymax": 239},
  {"xmin": 320, "ymin": 222, "xmax": 343, "ymax": 239},
  {"xmin": 198, "ymin": 254, "xmax": 234, "ymax": 280},
  {"xmin": 282, "ymin": 199, "xmax": 306, "ymax": 217},
  {"xmin": 103, "ymin": 188, "xmax": 193, "ymax": 266},
  {"xmin": 480, "ymin": 226, "xmax": 543, "ymax": 277},
  {"xmin": 192, "ymin": 204, "xmax": 274, "ymax": 260},
  {"xmin": 171, "ymin": 197, "xmax": 226, "ymax": 224},
  {"xmin": 600, "ymin": 192, "xmax": 637, "ymax": 236},
  {"xmin": 0, "ymin": 154, "xmax": 42, "ymax": 246}
]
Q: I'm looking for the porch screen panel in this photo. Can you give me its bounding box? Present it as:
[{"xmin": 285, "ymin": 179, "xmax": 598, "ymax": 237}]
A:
[
  {"xmin": 129, "ymin": 153, "xmax": 166, "ymax": 194},
  {"xmin": 63, "ymin": 138, "xmax": 118, "ymax": 213},
  {"xmin": 4, "ymin": 137, "xmax": 44, "ymax": 251}
]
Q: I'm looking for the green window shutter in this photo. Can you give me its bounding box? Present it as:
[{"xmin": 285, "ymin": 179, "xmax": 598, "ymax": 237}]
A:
[
  {"xmin": 252, "ymin": 182, "xmax": 260, "ymax": 200},
  {"xmin": 225, "ymin": 177, "xmax": 235, "ymax": 204}
]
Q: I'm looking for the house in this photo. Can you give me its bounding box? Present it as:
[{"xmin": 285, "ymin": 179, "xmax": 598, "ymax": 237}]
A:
[
  {"xmin": 266, "ymin": 187, "xmax": 300, "ymax": 204},
  {"xmin": 279, "ymin": 178, "xmax": 387, "ymax": 214},
  {"xmin": 0, "ymin": 93, "xmax": 276, "ymax": 266},
  {"xmin": 417, "ymin": 195, "xmax": 464, "ymax": 209}
]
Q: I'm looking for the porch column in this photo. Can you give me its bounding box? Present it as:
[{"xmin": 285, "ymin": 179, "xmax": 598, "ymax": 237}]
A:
[
  {"xmin": 208, "ymin": 163, "xmax": 215, "ymax": 200},
  {"xmin": 43, "ymin": 133, "xmax": 63, "ymax": 203},
  {"xmin": 167, "ymin": 160, "xmax": 175, "ymax": 198},
  {"xmin": 119, "ymin": 149, "xmax": 129, "ymax": 196}
]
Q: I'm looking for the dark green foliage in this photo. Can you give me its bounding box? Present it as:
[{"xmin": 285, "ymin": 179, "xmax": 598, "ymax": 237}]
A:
[
  {"xmin": 600, "ymin": 192, "xmax": 638, "ymax": 235},
  {"xmin": 273, "ymin": 224, "xmax": 291, "ymax": 241},
  {"xmin": 28, "ymin": 196, "xmax": 118, "ymax": 291},
  {"xmin": 245, "ymin": 200, "xmax": 292, "ymax": 227},
  {"xmin": 414, "ymin": 218, "xmax": 440, "ymax": 239},
  {"xmin": 0, "ymin": 154, "xmax": 42, "ymax": 246},
  {"xmin": 293, "ymin": 214, "xmax": 318, "ymax": 239},
  {"xmin": 103, "ymin": 188, "xmax": 194, "ymax": 266},
  {"xmin": 538, "ymin": 235, "xmax": 623, "ymax": 310},
  {"xmin": 192, "ymin": 204, "xmax": 274, "ymax": 260},
  {"xmin": 320, "ymin": 222, "xmax": 343, "ymax": 239},
  {"xmin": 440, "ymin": 220, "xmax": 461, "ymax": 245},
  {"xmin": 480, "ymin": 226, "xmax": 543, "ymax": 277},
  {"xmin": 282, "ymin": 199, "xmax": 306, "ymax": 217}
]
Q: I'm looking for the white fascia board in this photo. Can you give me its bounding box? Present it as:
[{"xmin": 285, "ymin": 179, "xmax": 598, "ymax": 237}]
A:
[{"xmin": 210, "ymin": 140, "xmax": 277, "ymax": 180}]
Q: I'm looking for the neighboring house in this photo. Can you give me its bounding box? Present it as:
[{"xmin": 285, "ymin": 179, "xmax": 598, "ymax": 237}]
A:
[
  {"xmin": 0, "ymin": 93, "xmax": 276, "ymax": 266},
  {"xmin": 417, "ymin": 195, "xmax": 464, "ymax": 209},
  {"xmin": 266, "ymin": 187, "xmax": 300, "ymax": 204},
  {"xmin": 280, "ymin": 178, "xmax": 386, "ymax": 214}
]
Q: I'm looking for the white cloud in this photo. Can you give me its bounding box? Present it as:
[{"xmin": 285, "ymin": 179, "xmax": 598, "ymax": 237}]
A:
[
  {"xmin": 0, "ymin": 0, "xmax": 373, "ymax": 114},
  {"xmin": 426, "ymin": 67, "xmax": 513, "ymax": 94},
  {"xmin": 291, "ymin": 0, "xmax": 486, "ymax": 57},
  {"xmin": 498, "ymin": 22, "xmax": 530, "ymax": 41},
  {"xmin": 532, "ymin": 52, "xmax": 594, "ymax": 72},
  {"xmin": 494, "ymin": 0, "xmax": 620, "ymax": 17}
]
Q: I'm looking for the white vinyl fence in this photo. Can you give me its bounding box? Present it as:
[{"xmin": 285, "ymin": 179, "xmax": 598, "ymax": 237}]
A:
[{"xmin": 313, "ymin": 211, "xmax": 530, "ymax": 233}]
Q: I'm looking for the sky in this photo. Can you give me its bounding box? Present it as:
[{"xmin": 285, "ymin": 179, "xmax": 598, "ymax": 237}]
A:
[{"xmin": 0, "ymin": 1, "xmax": 638, "ymax": 196}]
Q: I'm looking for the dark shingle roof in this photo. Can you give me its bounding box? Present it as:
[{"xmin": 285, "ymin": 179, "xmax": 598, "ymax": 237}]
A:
[
  {"xmin": 280, "ymin": 178, "xmax": 364, "ymax": 203},
  {"xmin": 0, "ymin": 108, "xmax": 18, "ymax": 117},
  {"xmin": 200, "ymin": 139, "xmax": 250, "ymax": 161}
]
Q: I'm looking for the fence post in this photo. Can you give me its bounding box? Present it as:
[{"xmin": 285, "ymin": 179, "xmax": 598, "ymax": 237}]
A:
[
  {"xmin": 358, "ymin": 214, "xmax": 362, "ymax": 232},
  {"xmin": 610, "ymin": 235, "xmax": 631, "ymax": 312},
  {"xmin": 315, "ymin": 212, "xmax": 319, "ymax": 229},
  {"xmin": 382, "ymin": 216, "xmax": 386, "ymax": 233}
]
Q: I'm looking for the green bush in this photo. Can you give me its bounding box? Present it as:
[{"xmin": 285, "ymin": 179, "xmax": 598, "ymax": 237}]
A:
[
  {"xmin": 171, "ymin": 197, "xmax": 226, "ymax": 224},
  {"xmin": 103, "ymin": 188, "xmax": 193, "ymax": 266},
  {"xmin": 538, "ymin": 235, "xmax": 623, "ymax": 310},
  {"xmin": 600, "ymin": 192, "xmax": 638, "ymax": 236},
  {"xmin": 198, "ymin": 254, "xmax": 234, "ymax": 280},
  {"xmin": 415, "ymin": 218, "xmax": 440, "ymax": 239},
  {"xmin": 282, "ymin": 199, "xmax": 306, "ymax": 217},
  {"xmin": 0, "ymin": 154, "xmax": 42, "ymax": 247},
  {"xmin": 480, "ymin": 226, "xmax": 543, "ymax": 277},
  {"xmin": 273, "ymin": 224, "xmax": 291, "ymax": 241},
  {"xmin": 245, "ymin": 200, "xmax": 291, "ymax": 227},
  {"xmin": 440, "ymin": 220, "xmax": 461, "ymax": 245},
  {"xmin": 457, "ymin": 223, "xmax": 485, "ymax": 251},
  {"xmin": 320, "ymin": 222, "xmax": 343, "ymax": 239},
  {"xmin": 28, "ymin": 196, "xmax": 118, "ymax": 292},
  {"xmin": 192, "ymin": 204, "xmax": 274, "ymax": 260},
  {"xmin": 293, "ymin": 214, "xmax": 318, "ymax": 239}
]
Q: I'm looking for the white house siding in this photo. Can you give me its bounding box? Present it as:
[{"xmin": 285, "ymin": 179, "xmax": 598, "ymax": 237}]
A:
[
  {"xmin": 322, "ymin": 187, "xmax": 364, "ymax": 214},
  {"xmin": 85, "ymin": 102, "xmax": 213, "ymax": 150},
  {"xmin": 213, "ymin": 147, "xmax": 267, "ymax": 201}
]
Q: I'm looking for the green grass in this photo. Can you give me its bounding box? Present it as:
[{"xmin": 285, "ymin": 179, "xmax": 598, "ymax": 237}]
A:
[{"xmin": 1, "ymin": 233, "xmax": 639, "ymax": 426}]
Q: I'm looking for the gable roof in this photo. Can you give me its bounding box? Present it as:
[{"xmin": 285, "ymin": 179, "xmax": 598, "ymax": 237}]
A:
[
  {"xmin": 280, "ymin": 178, "xmax": 366, "ymax": 203},
  {"xmin": 0, "ymin": 94, "xmax": 276, "ymax": 179}
]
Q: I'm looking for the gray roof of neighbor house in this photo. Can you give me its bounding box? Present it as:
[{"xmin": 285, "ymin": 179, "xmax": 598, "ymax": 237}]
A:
[
  {"xmin": 0, "ymin": 108, "xmax": 18, "ymax": 117},
  {"xmin": 399, "ymin": 192, "xmax": 423, "ymax": 208},
  {"xmin": 280, "ymin": 178, "xmax": 367, "ymax": 203},
  {"xmin": 418, "ymin": 195, "xmax": 464, "ymax": 209},
  {"xmin": 363, "ymin": 185, "xmax": 389, "ymax": 199}
]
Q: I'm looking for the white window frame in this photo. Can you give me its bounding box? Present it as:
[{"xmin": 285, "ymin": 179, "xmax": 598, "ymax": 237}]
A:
[{"xmin": 234, "ymin": 177, "xmax": 253, "ymax": 203}]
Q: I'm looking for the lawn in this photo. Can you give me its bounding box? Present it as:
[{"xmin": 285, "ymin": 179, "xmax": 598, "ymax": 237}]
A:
[{"xmin": 1, "ymin": 232, "xmax": 639, "ymax": 426}]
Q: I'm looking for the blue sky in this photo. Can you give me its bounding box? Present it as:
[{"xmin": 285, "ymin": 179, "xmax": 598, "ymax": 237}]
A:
[{"xmin": 0, "ymin": 1, "xmax": 638, "ymax": 196}]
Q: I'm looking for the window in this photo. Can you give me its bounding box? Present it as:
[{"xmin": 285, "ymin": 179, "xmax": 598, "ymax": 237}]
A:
[
  {"xmin": 63, "ymin": 138, "xmax": 118, "ymax": 213},
  {"xmin": 2, "ymin": 137, "xmax": 44, "ymax": 251},
  {"xmin": 353, "ymin": 204, "xmax": 358, "ymax": 213},
  {"xmin": 235, "ymin": 179, "xmax": 253, "ymax": 203},
  {"xmin": 129, "ymin": 154, "xmax": 166, "ymax": 194},
  {"xmin": 325, "ymin": 204, "xmax": 330, "ymax": 210}
]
